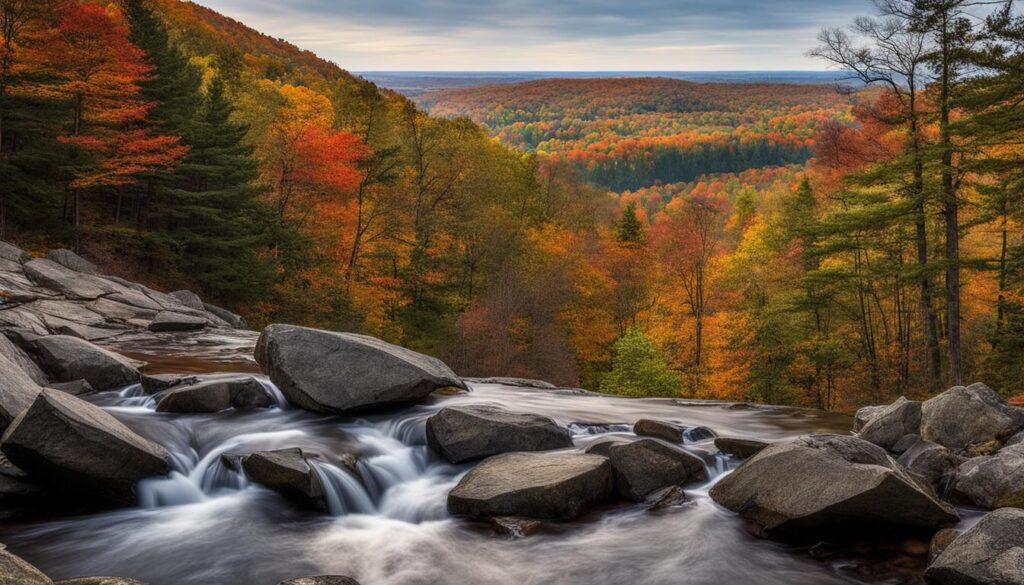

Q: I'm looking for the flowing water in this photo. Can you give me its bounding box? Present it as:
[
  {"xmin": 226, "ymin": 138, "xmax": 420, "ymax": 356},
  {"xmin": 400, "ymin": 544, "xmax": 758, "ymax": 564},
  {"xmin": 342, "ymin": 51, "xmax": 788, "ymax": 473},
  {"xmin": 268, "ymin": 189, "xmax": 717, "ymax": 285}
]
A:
[{"xmin": 0, "ymin": 331, "xmax": 916, "ymax": 585}]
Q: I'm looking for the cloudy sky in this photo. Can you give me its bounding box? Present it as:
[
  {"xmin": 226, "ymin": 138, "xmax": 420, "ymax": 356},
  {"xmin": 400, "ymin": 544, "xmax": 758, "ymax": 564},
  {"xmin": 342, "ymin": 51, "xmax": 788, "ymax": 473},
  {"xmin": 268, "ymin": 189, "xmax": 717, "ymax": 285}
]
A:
[{"xmin": 194, "ymin": 0, "xmax": 871, "ymax": 71}]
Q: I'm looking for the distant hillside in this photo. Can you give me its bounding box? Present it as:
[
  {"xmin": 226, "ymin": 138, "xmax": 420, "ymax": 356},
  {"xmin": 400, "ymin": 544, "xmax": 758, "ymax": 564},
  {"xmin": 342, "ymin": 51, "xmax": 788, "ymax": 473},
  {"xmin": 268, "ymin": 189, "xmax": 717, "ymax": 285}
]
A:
[{"xmin": 416, "ymin": 77, "xmax": 852, "ymax": 191}]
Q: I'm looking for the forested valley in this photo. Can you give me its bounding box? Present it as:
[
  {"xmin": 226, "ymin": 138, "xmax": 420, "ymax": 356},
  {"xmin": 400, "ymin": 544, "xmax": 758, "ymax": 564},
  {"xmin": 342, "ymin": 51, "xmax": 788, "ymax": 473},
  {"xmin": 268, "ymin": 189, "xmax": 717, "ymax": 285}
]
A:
[{"xmin": 4, "ymin": 0, "xmax": 1024, "ymax": 412}]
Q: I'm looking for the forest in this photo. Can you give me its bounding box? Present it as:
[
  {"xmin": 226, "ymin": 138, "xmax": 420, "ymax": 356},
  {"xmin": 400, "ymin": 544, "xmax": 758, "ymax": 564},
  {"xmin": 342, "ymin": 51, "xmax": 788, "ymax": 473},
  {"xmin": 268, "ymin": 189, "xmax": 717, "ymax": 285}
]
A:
[{"xmin": 3, "ymin": 0, "xmax": 1024, "ymax": 411}]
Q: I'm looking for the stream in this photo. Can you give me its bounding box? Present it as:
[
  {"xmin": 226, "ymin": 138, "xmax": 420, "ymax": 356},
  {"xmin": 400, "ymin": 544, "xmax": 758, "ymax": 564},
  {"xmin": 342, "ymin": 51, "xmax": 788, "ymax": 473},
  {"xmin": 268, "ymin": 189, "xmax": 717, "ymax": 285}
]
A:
[{"xmin": 0, "ymin": 331, "xmax": 908, "ymax": 585}]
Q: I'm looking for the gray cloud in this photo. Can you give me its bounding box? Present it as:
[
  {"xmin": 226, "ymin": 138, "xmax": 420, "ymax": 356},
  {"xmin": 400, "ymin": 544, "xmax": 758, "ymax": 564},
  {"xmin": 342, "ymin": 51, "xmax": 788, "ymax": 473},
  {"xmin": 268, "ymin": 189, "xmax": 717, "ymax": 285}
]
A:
[{"xmin": 194, "ymin": 0, "xmax": 873, "ymax": 69}]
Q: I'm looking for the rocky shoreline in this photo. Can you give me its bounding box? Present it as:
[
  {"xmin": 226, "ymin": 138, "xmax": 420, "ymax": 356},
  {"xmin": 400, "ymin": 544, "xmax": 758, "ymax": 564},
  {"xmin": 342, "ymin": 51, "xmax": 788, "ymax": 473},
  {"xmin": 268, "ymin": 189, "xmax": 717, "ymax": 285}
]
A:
[{"xmin": 1, "ymin": 240, "xmax": 1023, "ymax": 585}]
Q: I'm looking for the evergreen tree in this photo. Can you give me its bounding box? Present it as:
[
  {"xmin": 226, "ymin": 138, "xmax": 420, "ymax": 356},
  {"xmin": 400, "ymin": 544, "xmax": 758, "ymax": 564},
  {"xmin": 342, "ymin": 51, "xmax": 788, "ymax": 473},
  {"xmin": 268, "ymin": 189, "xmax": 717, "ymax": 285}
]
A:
[
  {"xmin": 166, "ymin": 77, "xmax": 275, "ymax": 304},
  {"xmin": 599, "ymin": 328, "xmax": 680, "ymax": 397},
  {"xmin": 615, "ymin": 201, "xmax": 644, "ymax": 243}
]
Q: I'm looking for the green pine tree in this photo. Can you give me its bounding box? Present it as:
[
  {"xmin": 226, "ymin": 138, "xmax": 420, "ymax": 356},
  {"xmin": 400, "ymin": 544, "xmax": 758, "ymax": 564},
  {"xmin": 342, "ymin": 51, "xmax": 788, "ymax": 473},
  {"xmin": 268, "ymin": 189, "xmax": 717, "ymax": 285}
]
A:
[
  {"xmin": 599, "ymin": 328, "xmax": 681, "ymax": 397},
  {"xmin": 615, "ymin": 201, "xmax": 644, "ymax": 243}
]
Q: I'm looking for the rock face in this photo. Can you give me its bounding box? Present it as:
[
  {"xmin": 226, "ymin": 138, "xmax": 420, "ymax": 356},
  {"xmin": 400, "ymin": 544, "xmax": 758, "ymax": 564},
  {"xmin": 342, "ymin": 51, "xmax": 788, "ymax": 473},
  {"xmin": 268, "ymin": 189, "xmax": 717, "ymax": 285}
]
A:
[
  {"xmin": 715, "ymin": 437, "xmax": 769, "ymax": 459},
  {"xmin": 425, "ymin": 405, "xmax": 573, "ymax": 463},
  {"xmin": 857, "ymin": 397, "xmax": 922, "ymax": 451},
  {"xmin": 709, "ymin": 434, "xmax": 959, "ymax": 538},
  {"xmin": 255, "ymin": 324, "xmax": 465, "ymax": 413},
  {"xmin": 148, "ymin": 311, "xmax": 207, "ymax": 332},
  {"xmin": 447, "ymin": 452, "xmax": 613, "ymax": 520},
  {"xmin": 33, "ymin": 335, "xmax": 140, "ymax": 391},
  {"xmin": 633, "ymin": 419, "xmax": 685, "ymax": 443},
  {"xmin": 155, "ymin": 376, "xmax": 272, "ymax": 413},
  {"xmin": 952, "ymin": 443, "xmax": 1024, "ymax": 509},
  {"xmin": 896, "ymin": 436, "xmax": 957, "ymax": 491},
  {"xmin": 1, "ymin": 389, "xmax": 170, "ymax": 504},
  {"xmin": 0, "ymin": 353, "xmax": 42, "ymax": 432},
  {"xmin": 45, "ymin": 379, "xmax": 95, "ymax": 396},
  {"xmin": 604, "ymin": 439, "xmax": 706, "ymax": 501},
  {"xmin": 202, "ymin": 303, "xmax": 249, "ymax": 330},
  {"xmin": 925, "ymin": 508, "xmax": 1024, "ymax": 585},
  {"xmin": 168, "ymin": 290, "xmax": 205, "ymax": 311},
  {"xmin": 276, "ymin": 578, "xmax": 360, "ymax": 585},
  {"xmin": 921, "ymin": 383, "xmax": 1024, "ymax": 451},
  {"xmin": 0, "ymin": 548, "xmax": 52, "ymax": 585},
  {"xmin": 241, "ymin": 448, "xmax": 326, "ymax": 511}
]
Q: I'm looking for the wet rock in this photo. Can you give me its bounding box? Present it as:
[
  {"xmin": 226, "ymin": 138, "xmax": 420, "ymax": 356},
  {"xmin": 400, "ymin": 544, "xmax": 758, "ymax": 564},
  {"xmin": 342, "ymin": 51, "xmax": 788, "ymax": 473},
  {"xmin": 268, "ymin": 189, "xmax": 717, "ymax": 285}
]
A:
[
  {"xmin": 633, "ymin": 419, "xmax": 685, "ymax": 442},
  {"xmin": 0, "ymin": 547, "xmax": 52, "ymax": 585},
  {"xmin": 490, "ymin": 516, "xmax": 543, "ymax": 538},
  {"xmin": 605, "ymin": 438, "xmax": 706, "ymax": 501},
  {"xmin": 0, "ymin": 353, "xmax": 42, "ymax": 432},
  {"xmin": 34, "ymin": 335, "xmax": 140, "ymax": 391},
  {"xmin": 925, "ymin": 508, "xmax": 1024, "ymax": 585},
  {"xmin": 715, "ymin": 437, "xmax": 769, "ymax": 459},
  {"xmin": 857, "ymin": 397, "xmax": 921, "ymax": 451},
  {"xmin": 896, "ymin": 436, "xmax": 957, "ymax": 491},
  {"xmin": 55, "ymin": 579, "xmax": 146, "ymax": 585},
  {"xmin": 709, "ymin": 434, "xmax": 959, "ymax": 538},
  {"xmin": 203, "ymin": 302, "xmax": 249, "ymax": 330},
  {"xmin": 853, "ymin": 405, "xmax": 887, "ymax": 432},
  {"xmin": 276, "ymin": 578, "xmax": 360, "ymax": 585},
  {"xmin": 140, "ymin": 373, "xmax": 199, "ymax": 394},
  {"xmin": 168, "ymin": 290, "xmax": 204, "ymax": 311},
  {"xmin": 47, "ymin": 249, "xmax": 99, "ymax": 275},
  {"xmin": 45, "ymin": 379, "xmax": 95, "ymax": 396},
  {"xmin": 647, "ymin": 485, "xmax": 690, "ymax": 511},
  {"xmin": 255, "ymin": 324, "xmax": 465, "ymax": 413},
  {"xmin": 0, "ymin": 333, "xmax": 47, "ymax": 385},
  {"xmin": 447, "ymin": 451, "xmax": 612, "ymax": 520},
  {"xmin": 928, "ymin": 528, "xmax": 961, "ymax": 565},
  {"xmin": 683, "ymin": 426, "xmax": 717, "ymax": 442},
  {"xmin": 952, "ymin": 443, "xmax": 1024, "ymax": 509},
  {"xmin": 921, "ymin": 383, "xmax": 1024, "ymax": 451},
  {"xmin": 1, "ymin": 389, "xmax": 170, "ymax": 504},
  {"xmin": 148, "ymin": 311, "xmax": 207, "ymax": 332},
  {"xmin": 241, "ymin": 448, "xmax": 326, "ymax": 511},
  {"xmin": 425, "ymin": 405, "xmax": 573, "ymax": 464},
  {"xmin": 156, "ymin": 376, "xmax": 272, "ymax": 413}
]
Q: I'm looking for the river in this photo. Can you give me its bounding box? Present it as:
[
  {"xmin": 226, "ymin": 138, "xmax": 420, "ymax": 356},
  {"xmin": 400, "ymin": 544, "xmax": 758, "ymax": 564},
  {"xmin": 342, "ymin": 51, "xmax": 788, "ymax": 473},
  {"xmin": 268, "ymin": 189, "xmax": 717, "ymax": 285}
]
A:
[{"xmin": 0, "ymin": 330, "xmax": 915, "ymax": 585}]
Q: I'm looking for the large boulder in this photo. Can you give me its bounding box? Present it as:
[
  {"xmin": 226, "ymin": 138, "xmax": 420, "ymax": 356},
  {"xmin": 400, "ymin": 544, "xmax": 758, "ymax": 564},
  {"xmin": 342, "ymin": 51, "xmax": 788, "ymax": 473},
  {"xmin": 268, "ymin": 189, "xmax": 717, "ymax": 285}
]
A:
[
  {"xmin": 952, "ymin": 443, "xmax": 1024, "ymax": 509},
  {"xmin": 896, "ymin": 435, "xmax": 957, "ymax": 491},
  {"xmin": 709, "ymin": 434, "xmax": 958, "ymax": 538},
  {"xmin": 1, "ymin": 389, "xmax": 170, "ymax": 504},
  {"xmin": 241, "ymin": 448, "xmax": 326, "ymax": 511},
  {"xmin": 633, "ymin": 419, "xmax": 685, "ymax": 443},
  {"xmin": 0, "ymin": 548, "xmax": 52, "ymax": 585},
  {"xmin": 425, "ymin": 405, "xmax": 573, "ymax": 464},
  {"xmin": 925, "ymin": 507, "xmax": 1024, "ymax": 585},
  {"xmin": 147, "ymin": 311, "xmax": 207, "ymax": 332},
  {"xmin": 0, "ymin": 353, "xmax": 42, "ymax": 432},
  {"xmin": 604, "ymin": 438, "xmax": 706, "ymax": 501},
  {"xmin": 857, "ymin": 397, "xmax": 922, "ymax": 451},
  {"xmin": 33, "ymin": 335, "xmax": 140, "ymax": 391},
  {"xmin": 155, "ymin": 376, "xmax": 272, "ymax": 413},
  {"xmin": 447, "ymin": 452, "xmax": 612, "ymax": 520},
  {"xmin": 715, "ymin": 437, "xmax": 770, "ymax": 459},
  {"xmin": 276, "ymin": 578, "xmax": 360, "ymax": 585},
  {"xmin": 921, "ymin": 383, "xmax": 1024, "ymax": 451},
  {"xmin": 255, "ymin": 325, "xmax": 465, "ymax": 413},
  {"xmin": 203, "ymin": 303, "xmax": 249, "ymax": 330}
]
